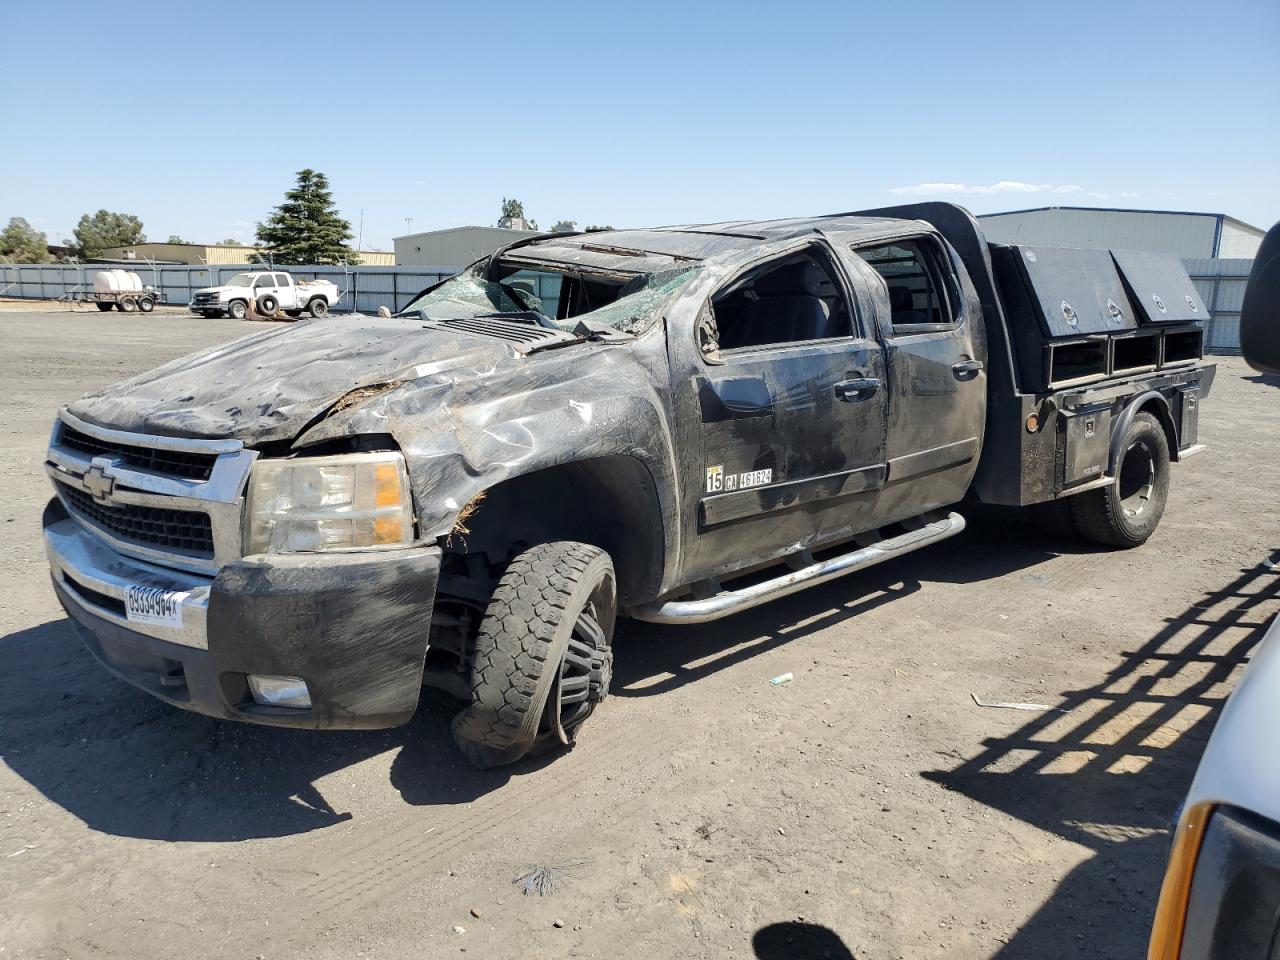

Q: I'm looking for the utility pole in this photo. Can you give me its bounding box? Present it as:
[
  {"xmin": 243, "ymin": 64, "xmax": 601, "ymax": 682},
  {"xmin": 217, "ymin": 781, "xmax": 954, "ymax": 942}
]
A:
[
  {"xmin": 197, "ymin": 255, "xmax": 217, "ymax": 298},
  {"xmin": 404, "ymin": 217, "xmax": 414, "ymax": 236}
]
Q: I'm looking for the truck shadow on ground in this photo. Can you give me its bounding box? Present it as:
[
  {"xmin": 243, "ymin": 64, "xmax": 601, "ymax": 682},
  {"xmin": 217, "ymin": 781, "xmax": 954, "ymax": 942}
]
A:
[
  {"xmin": 1243, "ymin": 372, "xmax": 1280, "ymax": 389},
  {"xmin": 612, "ymin": 509, "xmax": 1096, "ymax": 697},
  {"xmin": 0, "ymin": 512, "xmax": 1100, "ymax": 844},
  {"xmin": 0, "ymin": 620, "xmax": 552, "ymax": 842},
  {"xmin": 925, "ymin": 553, "xmax": 1280, "ymax": 959}
]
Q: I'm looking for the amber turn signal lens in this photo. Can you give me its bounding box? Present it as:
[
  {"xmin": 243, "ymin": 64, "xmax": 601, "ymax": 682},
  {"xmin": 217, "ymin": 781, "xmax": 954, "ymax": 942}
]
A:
[
  {"xmin": 1148, "ymin": 802, "xmax": 1215, "ymax": 960},
  {"xmin": 1026, "ymin": 413, "xmax": 1040, "ymax": 433},
  {"xmin": 374, "ymin": 461, "xmax": 403, "ymax": 508}
]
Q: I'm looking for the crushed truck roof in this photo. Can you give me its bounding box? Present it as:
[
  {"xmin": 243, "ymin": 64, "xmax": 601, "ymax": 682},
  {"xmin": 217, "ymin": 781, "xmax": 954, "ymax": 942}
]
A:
[{"xmin": 501, "ymin": 215, "xmax": 923, "ymax": 272}]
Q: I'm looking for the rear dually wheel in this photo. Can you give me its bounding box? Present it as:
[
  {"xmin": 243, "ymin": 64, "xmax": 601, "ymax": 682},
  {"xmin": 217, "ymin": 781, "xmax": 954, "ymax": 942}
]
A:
[{"xmin": 1069, "ymin": 411, "xmax": 1170, "ymax": 548}]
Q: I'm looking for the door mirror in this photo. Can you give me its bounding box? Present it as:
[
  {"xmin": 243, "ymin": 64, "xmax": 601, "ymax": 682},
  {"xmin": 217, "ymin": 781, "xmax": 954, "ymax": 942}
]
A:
[{"xmin": 1241, "ymin": 221, "xmax": 1280, "ymax": 374}]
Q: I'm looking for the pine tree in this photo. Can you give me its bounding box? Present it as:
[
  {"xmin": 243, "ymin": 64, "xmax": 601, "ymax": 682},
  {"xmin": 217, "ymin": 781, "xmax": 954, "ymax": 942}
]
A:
[{"xmin": 256, "ymin": 169, "xmax": 359, "ymax": 265}]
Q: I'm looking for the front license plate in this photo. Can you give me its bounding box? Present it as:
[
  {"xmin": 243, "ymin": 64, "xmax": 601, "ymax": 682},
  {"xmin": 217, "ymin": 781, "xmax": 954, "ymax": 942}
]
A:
[{"xmin": 124, "ymin": 584, "xmax": 189, "ymax": 628}]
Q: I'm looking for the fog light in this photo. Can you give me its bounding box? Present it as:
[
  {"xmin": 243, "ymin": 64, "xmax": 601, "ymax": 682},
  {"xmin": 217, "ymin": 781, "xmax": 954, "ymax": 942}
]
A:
[{"xmin": 247, "ymin": 675, "xmax": 312, "ymax": 708}]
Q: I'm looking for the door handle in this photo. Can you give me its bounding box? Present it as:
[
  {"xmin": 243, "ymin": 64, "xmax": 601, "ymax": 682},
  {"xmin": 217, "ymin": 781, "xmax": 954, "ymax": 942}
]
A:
[
  {"xmin": 952, "ymin": 359, "xmax": 984, "ymax": 381},
  {"xmin": 834, "ymin": 377, "xmax": 880, "ymax": 402}
]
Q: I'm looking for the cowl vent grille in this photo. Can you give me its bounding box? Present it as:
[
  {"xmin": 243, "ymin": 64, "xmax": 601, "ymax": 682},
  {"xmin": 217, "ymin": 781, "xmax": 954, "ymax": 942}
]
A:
[{"xmin": 434, "ymin": 317, "xmax": 578, "ymax": 353}]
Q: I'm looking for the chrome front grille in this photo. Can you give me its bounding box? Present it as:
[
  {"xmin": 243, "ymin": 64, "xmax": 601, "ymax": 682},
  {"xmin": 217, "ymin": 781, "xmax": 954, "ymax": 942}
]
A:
[
  {"xmin": 55, "ymin": 481, "xmax": 215, "ymax": 556},
  {"xmin": 46, "ymin": 410, "xmax": 258, "ymax": 575},
  {"xmin": 59, "ymin": 423, "xmax": 217, "ymax": 480}
]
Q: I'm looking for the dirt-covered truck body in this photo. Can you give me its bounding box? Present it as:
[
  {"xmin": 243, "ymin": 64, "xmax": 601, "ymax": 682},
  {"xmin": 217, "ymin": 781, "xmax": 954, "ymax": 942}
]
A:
[{"xmin": 42, "ymin": 203, "xmax": 1215, "ymax": 765}]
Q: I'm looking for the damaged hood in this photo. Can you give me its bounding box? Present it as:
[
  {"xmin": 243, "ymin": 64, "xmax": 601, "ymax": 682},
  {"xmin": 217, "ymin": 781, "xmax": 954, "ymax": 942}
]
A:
[{"xmin": 67, "ymin": 314, "xmax": 536, "ymax": 444}]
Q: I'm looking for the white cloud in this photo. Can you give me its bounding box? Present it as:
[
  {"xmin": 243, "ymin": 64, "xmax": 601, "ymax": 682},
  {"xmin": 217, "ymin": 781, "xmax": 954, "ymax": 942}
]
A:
[{"xmin": 890, "ymin": 180, "xmax": 1084, "ymax": 196}]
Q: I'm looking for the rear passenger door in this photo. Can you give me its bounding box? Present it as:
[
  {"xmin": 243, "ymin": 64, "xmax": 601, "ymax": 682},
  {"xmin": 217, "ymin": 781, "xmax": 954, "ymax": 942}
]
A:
[
  {"xmin": 850, "ymin": 236, "xmax": 985, "ymax": 514},
  {"xmin": 274, "ymin": 273, "xmax": 297, "ymax": 308},
  {"xmin": 686, "ymin": 241, "xmax": 888, "ymax": 580}
]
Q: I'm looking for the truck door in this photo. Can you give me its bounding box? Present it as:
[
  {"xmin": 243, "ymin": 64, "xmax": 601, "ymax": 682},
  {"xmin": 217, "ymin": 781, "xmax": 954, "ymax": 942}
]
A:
[
  {"xmin": 274, "ymin": 273, "xmax": 296, "ymax": 308},
  {"xmin": 686, "ymin": 241, "xmax": 888, "ymax": 581},
  {"xmin": 252, "ymin": 273, "xmax": 278, "ymax": 306},
  {"xmin": 849, "ymin": 236, "xmax": 985, "ymax": 515}
]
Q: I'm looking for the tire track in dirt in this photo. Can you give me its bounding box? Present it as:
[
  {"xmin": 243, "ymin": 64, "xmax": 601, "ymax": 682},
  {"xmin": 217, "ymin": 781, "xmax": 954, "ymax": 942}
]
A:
[{"xmin": 282, "ymin": 713, "xmax": 684, "ymax": 933}]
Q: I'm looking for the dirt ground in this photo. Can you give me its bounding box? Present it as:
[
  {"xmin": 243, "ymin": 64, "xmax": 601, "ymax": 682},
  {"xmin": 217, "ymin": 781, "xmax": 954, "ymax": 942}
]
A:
[{"xmin": 1, "ymin": 306, "xmax": 1277, "ymax": 960}]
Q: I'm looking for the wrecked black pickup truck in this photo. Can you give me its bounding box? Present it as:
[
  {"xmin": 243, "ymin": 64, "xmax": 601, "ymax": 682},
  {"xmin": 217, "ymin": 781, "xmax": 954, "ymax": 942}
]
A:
[{"xmin": 43, "ymin": 202, "xmax": 1214, "ymax": 767}]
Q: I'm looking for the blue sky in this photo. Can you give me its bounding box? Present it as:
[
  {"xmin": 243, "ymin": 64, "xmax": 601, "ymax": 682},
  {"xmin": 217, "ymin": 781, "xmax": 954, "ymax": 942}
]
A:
[{"xmin": 3, "ymin": 0, "xmax": 1277, "ymax": 249}]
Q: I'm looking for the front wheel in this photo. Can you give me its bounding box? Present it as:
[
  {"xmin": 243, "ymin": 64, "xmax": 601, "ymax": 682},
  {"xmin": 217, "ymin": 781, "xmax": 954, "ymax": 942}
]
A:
[
  {"xmin": 228, "ymin": 300, "xmax": 247, "ymax": 320},
  {"xmin": 138, "ymin": 295, "xmax": 155, "ymax": 313},
  {"xmin": 452, "ymin": 542, "xmax": 616, "ymax": 768},
  {"xmin": 1069, "ymin": 411, "xmax": 1170, "ymax": 548}
]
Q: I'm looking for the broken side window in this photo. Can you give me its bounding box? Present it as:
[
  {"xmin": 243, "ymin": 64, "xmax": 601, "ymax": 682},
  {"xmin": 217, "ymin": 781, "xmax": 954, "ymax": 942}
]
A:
[
  {"xmin": 401, "ymin": 262, "xmax": 699, "ymax": 336},
  {"xmin": 712, "ymin": 251, "xmax": 852, "ymax": 350},
  {"xmin": 577, "ymin": 267, "xmax": 700, "ymax": 335}
]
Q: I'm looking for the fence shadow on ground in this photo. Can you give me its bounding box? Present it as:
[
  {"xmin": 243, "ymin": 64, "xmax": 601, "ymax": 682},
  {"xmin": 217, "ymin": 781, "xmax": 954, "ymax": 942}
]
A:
[{"xmin": 926, "ymin": 554, "xmax": 1280, "ymax": 959}]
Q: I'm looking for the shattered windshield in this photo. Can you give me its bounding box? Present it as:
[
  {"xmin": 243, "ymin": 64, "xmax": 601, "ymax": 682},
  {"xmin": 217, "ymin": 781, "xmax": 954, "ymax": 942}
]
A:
[{"xmin": 400, "ymin": 262, "xmax": 699, "ymax": 336}]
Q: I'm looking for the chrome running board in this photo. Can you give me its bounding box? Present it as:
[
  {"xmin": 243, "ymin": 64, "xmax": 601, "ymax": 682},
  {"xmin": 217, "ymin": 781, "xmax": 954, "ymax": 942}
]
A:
[{"xmin": 632, "ymin": 511, "xmax": 965, "ymax": 625}]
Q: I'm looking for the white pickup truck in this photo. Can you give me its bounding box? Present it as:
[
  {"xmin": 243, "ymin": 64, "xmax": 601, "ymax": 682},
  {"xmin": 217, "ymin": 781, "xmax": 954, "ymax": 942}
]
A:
[{"xmin": 189, "ymin": 271, "xmax": 340, "ymax": 320}]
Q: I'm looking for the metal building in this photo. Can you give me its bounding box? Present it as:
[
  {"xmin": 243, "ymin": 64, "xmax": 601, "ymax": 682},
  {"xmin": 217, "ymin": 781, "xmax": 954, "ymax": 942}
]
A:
[
  {"xmin": 98, "ymin": 242, "xmax": 395, "ymax": 266},
  {"xmin": 393, "ymin": 226, "xmax": 539, "ymax": 269},
  {"xmin": 976, "ymin": 207, "xmax": 1264, "ymax": 259}
]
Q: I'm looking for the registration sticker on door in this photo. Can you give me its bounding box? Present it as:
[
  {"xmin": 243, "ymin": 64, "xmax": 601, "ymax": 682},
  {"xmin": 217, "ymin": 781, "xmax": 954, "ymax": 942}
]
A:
[
  {"xmin": 706, "ymin": 465, "xmax": 772, "ymax": 494},
  {"xmin": 124, "ymin": 585, "xmax": 189, "ymax": 628}
]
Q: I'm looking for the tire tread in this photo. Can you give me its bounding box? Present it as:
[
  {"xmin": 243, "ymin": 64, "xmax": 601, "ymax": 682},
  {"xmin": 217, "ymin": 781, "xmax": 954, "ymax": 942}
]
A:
[
  {"xmin": 1068, "ymin": 411, "xmax": 1169, "ymax": 549},
  {"xmin": 452, "ymin": 541, "xmax": 610, "ymax": 769}
]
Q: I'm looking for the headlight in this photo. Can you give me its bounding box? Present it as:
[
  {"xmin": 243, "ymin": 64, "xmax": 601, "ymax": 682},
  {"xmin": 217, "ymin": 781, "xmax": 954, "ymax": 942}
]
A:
[{"xmin": 243, "ymin": 451, "xmax": 414, "ymax": 554}]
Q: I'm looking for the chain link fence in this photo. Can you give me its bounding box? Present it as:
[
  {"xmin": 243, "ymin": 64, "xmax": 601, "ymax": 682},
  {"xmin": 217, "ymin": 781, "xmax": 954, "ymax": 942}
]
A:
[{"xmin": 0, "ymin": 262, "xmax": 458, "ymax": 315}]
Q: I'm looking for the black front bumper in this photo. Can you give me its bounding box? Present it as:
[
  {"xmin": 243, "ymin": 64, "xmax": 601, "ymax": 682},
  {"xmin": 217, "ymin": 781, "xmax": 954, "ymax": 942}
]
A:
[{"xmin": 50, "ymin": 517, "xmax": 441, "ymax": 730}]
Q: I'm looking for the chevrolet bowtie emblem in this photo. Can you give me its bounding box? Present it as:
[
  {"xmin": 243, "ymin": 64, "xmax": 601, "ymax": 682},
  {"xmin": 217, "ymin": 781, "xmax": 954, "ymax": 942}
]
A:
[{"xmin": 83, "ymin": 462, "xmax": 116, "ymax": 503}]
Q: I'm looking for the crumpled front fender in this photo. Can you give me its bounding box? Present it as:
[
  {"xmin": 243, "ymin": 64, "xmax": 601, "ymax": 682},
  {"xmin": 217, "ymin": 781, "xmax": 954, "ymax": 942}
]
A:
[{"xmin": 292, "ymin": 333, "xmax": 684, "ymax": 556}]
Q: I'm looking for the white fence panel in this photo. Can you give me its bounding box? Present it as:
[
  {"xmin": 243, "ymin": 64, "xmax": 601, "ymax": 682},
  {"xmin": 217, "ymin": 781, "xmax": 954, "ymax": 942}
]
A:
[{"xmin": 0, "ymin": 263, "xmax": 457, "ymax": 314}]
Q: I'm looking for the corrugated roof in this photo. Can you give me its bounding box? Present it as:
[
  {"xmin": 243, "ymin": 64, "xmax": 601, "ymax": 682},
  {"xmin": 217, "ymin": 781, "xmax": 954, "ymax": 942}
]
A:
[{"xmin": 978, "ymin": 206, "xmax": 1264, "ymax": 236}]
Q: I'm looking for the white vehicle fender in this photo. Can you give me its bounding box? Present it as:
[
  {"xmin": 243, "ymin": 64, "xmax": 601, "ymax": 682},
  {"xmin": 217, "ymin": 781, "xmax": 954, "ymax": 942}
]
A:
[{"xmin": 1182, "ymin": 612, "xmax": 1280, "ymax": 822}]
